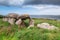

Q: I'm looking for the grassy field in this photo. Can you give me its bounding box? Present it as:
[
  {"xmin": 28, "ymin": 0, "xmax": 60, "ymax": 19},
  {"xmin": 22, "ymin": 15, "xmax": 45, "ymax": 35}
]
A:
[{"xmin": 0, "ymin": 18, "xmax": 60, "ymax": 40}]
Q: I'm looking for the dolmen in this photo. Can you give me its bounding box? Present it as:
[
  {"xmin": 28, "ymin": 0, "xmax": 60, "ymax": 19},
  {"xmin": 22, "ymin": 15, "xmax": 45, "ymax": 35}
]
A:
[{"xmin": 2, "ymin": 13, "xmax": 34, "ymax": 29}]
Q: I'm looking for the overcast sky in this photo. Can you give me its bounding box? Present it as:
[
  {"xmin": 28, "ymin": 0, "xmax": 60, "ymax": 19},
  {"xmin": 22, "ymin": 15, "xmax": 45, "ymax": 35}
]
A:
[{"xmin": 0, "ymin": 0, "xmax": 60, "ymax": 15}]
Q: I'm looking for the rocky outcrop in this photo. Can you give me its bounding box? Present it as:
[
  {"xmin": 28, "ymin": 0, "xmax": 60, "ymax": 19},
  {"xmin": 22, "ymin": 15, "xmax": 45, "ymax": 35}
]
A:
[{"xmin": 37, "ymin": 23, "xmax": 58, "ymax": 30}]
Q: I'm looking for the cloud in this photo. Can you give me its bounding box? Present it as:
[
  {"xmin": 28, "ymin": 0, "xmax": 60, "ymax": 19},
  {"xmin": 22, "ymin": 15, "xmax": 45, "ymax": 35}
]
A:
[
  {"xmin": 0, "ymin": 0, "xmax": 60, "ymax": 7},
  {"xmin": 24, "ymin": 0, "xmax": 60, "ymax": 5},
  {"xmin": 0, "ymin": 0, "xmax": 60, "ymax": 15},
  {"xmin": 22, "ymin": 5, "xmax": 60, "ymax": 15},
  {"xmin": 0, "ymin": 0, "xmax": 24, "ymax": 6},
  {"xmin": 23, "ymin": 5, "xmax": 60, "ymax": 10}
]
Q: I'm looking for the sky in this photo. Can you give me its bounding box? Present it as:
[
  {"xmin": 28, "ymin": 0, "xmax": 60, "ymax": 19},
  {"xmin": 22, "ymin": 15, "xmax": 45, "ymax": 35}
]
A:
[{"xmin": 0, "ymin": 0, "xmax": 60, "ymax": 15}]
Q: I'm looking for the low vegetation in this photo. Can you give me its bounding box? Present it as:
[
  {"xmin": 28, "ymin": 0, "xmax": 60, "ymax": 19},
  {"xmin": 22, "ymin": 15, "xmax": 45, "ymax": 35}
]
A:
[{"xmin": 0, "ymin": 18, "xmax": 60, "ymax": 40}]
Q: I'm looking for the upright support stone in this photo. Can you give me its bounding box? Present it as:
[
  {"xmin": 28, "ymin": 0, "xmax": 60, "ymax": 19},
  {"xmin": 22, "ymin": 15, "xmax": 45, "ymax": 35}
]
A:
[
  {"xmin": 16, "ymin": 19, "xmax": 26, "ymax": 29},
  {"xmin": 2, "ymin": 17, "xmax": 8, "ymax": 22},
  {"xmin": 8, "ymin": 18, "xmax": 15, "ymax": 25},
  {"xmin": 28, "ymin": 19, "xmax": 34, "ymax": 28}
]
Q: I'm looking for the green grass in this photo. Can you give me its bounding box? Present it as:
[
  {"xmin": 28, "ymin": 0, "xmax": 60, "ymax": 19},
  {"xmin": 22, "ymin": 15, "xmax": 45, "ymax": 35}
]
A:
[{"xmin": 0, "ymin": 18, "xmax": 60, "ymax": 40}]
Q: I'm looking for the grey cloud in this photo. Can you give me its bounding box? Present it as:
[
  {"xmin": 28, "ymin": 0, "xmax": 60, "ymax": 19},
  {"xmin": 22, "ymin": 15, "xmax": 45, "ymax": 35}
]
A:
[
  {"xmin": 0, "ymin": 0, "xmax": 24, "ymax": 7},
  {"xmin": 0, "ymin": 0, "xmax": 60, "ymax": 7},
  {"xmin": 24, "ymin": 0, "xmax": 60, "ymax": 5}
]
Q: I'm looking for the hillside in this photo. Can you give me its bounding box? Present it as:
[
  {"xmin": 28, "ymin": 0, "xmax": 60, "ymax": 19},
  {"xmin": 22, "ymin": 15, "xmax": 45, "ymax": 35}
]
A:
[{"xmin": 0, "ymin": 18, "xmax": 60, "ymax": 40}]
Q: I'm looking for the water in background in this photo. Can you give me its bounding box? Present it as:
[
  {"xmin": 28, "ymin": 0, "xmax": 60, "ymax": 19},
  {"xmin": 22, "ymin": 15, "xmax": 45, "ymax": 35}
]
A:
[{"xmin": 30, "ymin": 15, "xmax": 60, "ymax": 20}]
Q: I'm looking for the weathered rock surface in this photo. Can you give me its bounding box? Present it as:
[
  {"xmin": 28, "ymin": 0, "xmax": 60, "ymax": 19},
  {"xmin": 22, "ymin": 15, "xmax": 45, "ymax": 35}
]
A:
[
  {"xmin": 3, "ymin": 13, "xmax": 19, "ymax": 25},
  {"xmin": 37, "ymin": 23, "xmax": 58, "ymax": 30},
  {"xmin": 28, "ymin": 19, "xmax": 34, "ymax": 28},
  {"xmin": 3, "ymin": 18, "xmax": 8, "ymax": 22},
  {"xmin": 16, "ymin": 19, "xmax": 25, "ymax": 29},
  {"xmin": 7, "ymin": 13, "xmax": 19, "ymax": 19},
  {"xmin": 15, "ymin": 19, "xmax": 22, "ymax": 25},
  {"xmin": 2, "ymin": 13, "xmax": 34, "ymax": 29},
  {"xmin": 8, "ymin": 18, "xmax": 16, "ymax": 25}
]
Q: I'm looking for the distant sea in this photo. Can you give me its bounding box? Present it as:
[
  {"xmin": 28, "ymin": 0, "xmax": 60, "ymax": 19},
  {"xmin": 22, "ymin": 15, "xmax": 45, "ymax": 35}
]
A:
[{"xmin": 30, "ymin": 15, "xmax": 60, "ymax": 20}]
